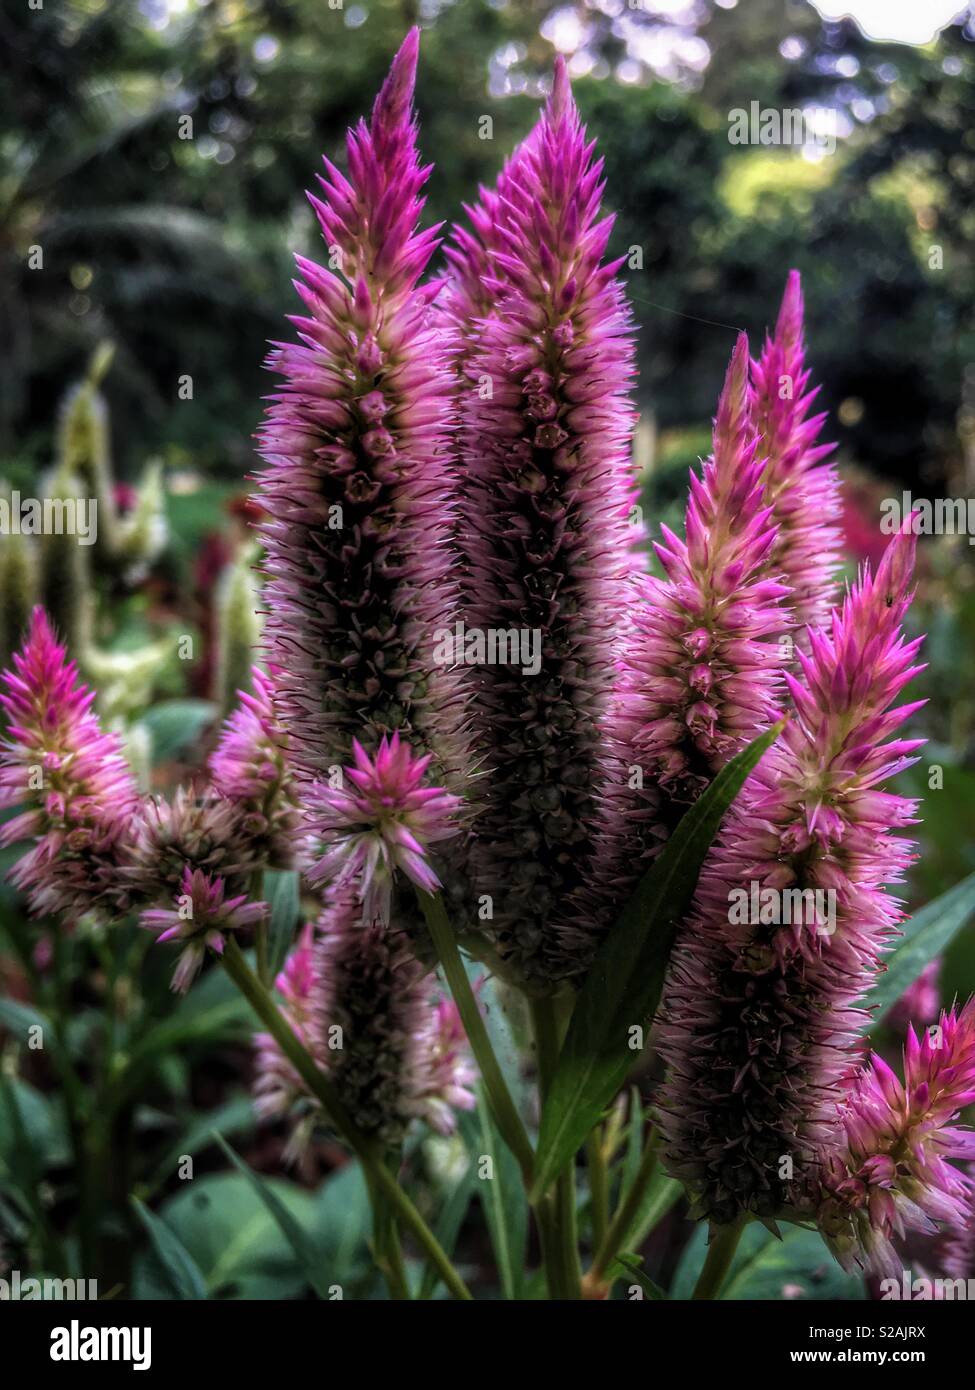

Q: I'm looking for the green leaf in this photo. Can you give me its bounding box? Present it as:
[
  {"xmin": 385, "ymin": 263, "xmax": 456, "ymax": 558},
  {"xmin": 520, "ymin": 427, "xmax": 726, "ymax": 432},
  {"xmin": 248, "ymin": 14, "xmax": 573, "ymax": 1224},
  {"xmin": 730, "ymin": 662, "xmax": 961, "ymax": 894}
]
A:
[
  {"xmin": 131, "ymin": 1173, "xmax": 313, "ymax": 1300},
  {"xmin": 264, "ymin": 869, "xmax": 301, "ymax": 977},
  {"xmin": 461, "ymin": 1094, "xmax": 528, "ymax": 1300},
  {"xmin": 531, "ymin": 722, "xmax": 784, "ymax": 1201},
  {"xmin": 671, "ymin": 1221, "xmax": 864, "ymax": 1301},
  {"xmin": 132, "ymin": 1198, "xmax": 208, "ymax": 1300},
  {"xmin": 143, "ymin": 699, "xmax": 215, "ymax": 765},
  {"xmin": 612, "ymin": 1253, "xmax": 667, "ymax": 1300},
  {"xmin": 213, "ymin": 1135, "xmax": 334, "ymax": 1300},
  {"xmin": 0, "ymin": 998, "xmax": 58, "ymax": 1056},
  {"xmin": 622, "ymin": 1170, "xmax": 683, "ymax": 1252},
  {"xmin": 418, "ymin": 1150, "xmax": 477, "ymax": 1301},
  {"xmin": 862, "ymin": 869, "xmax": 975, "ymax": 1021}
]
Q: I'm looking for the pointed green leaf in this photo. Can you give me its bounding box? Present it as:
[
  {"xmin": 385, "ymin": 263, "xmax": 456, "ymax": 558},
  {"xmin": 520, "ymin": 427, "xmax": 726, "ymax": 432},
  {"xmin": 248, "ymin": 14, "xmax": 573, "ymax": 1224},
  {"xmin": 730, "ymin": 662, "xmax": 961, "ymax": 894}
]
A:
[
  {"xmin": 264, "ymin": 869, "xmax": 301, "ymax": 976},
  {"xmin": 862, "ymin": 869, "xmax": 975, "ymax": 1021},
  {"xmin": 612, "ymin": 1253, "xmax": 668, "ymax": 1300},
  {"xmin": 531, "ymin": 722, "xmax": 784, "ymax": 1202},
  {"xmin": 132, "ymin": 1198, "xmax": 208, "ymax": 1300},
  {"xmin": 213, "ymin": 1134, "xmax": 334, "ymax": 1299}
]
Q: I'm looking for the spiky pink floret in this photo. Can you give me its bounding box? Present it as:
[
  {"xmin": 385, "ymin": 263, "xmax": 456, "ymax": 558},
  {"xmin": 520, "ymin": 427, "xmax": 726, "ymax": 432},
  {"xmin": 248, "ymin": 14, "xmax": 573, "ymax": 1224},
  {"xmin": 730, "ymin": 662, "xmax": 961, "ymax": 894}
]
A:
[
  {"xmin": 141, "ymin": 865, "xmax": 267, "ymax": 994},
  {"xmin": 254, "ymin": 29, "xmax": 470, "ymax": 795},
  {"xmin": 0, "ymin": 607, "xmax": 140, "ymax": 921},
  {"xmin": 655, "ymin": 525, "xmax": 926, "ymax": 1225},
  {"xmin": 457, "ymin": 58, "xmax": 645, "ymax": 987},
  {"xmin": 751, "ymin": 270, "xmax": 841, "ymax": 631},
  {"xmin": 629, "ymin": 333, "xmax": 789, "ymax": 806},
  {"xmin": 253, "ymin": 894, "xmax": 475, "ymax": 1150},
  {"xmin": 208, "ymin": 667, "xmax": 297, "ymax": 869},
  {"xmin": 304, "ymin": 732, "xmax": 461, "ymax": 924},
  {"xmin": 816, "ymin": 1002, "xmax": 975, "ymax": 1279}
]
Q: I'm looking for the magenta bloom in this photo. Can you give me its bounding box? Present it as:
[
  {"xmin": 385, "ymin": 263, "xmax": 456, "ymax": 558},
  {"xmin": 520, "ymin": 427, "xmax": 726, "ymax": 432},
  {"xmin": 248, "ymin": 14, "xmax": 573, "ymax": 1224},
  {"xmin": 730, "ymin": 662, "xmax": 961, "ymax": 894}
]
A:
[
  {"xmin": 208, "ymin": 666, "xmax": 297, "ymax": 869},
  {"xmin": 254, "ymin": 893, "xmax": 476, "ymax": 1150},
  {"xmin": 656, "ymin": 524, "xmax": 926, "ymax": 1225},
  {"xmin": 254, "ymin": 28, "xmax": 470, "ymax": 793},
  {"xmin": 457, "ymin": 59, "xmax": 644, "ymax": 987},
  {"xmin": 629, "ymin": 333, "xmax": 788, "ymax": 806},
  {"xmin": 751, "ymin": 271, "xmax": 841, "ymax": 632},
  {"xmin": 305, "ymin": 732, "xmax": 461, "ymax": 924},
  {"xmin": 254, "ymin": 922, "xmax": 320, "ymax": 1162},
  {"xmin": 816, "ymin": 1002, "xmax": 975, "ymax": 1279},
  {"xmin": 141, "ymin": 865, "xmax": 267, "ymax": 994},
  {"xmin": 0, "ymin": 607, "xmax": 140, "ymax": 921}
]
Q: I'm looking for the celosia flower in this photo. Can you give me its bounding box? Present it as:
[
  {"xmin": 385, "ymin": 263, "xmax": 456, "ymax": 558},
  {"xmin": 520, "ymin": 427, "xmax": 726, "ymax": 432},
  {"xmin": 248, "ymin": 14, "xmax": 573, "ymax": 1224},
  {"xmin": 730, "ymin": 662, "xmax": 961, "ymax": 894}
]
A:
[
  {"xmin": 125, "ymin": 784, "xmax": 254, "ymax": 905},
  {"xmin": 254, "ymin": 893, "xmax": 475, "ymax": 1150},
  {"xmin": 254, "ymin": 922, "xmax": 320, "ymax": 1163},
  {"xmin": 656, "ymin": 524, "xmax": 926, "ymax": 1226},
  {"xmin": 209, "ymin": 666, "xmax": 297, "ymax": 869},
  {"xmin": 0, "ymin": 607, "xmax": 140, "ymax": 921},
  {"xmin": 555, "ymin": 336, "xmax": 788, "ymax": 978},
  {"xmin": 305, "ymin": 733, "xmax": 461, "ymax": 924},
  {"xmin": 750, "ymin": 270, "xmax": 841, "ymax": 631},
  {"xmin": 629, "ymin": 332, "xmax": 789, "ymax": 807},
  {"xmin": 457, "ymin": 58, "xmax": 644, "ymax": 988},
  {"xmin": 141, "ymin": 865, "xmax": 267, "ymax": 994},
  {"xmin": 255, "ymin": 28, "xmax": 470, "ymax": 792},
  {"xmin": 816, "ymin": 1001, "xmax": 975, "ymax": 1279}
]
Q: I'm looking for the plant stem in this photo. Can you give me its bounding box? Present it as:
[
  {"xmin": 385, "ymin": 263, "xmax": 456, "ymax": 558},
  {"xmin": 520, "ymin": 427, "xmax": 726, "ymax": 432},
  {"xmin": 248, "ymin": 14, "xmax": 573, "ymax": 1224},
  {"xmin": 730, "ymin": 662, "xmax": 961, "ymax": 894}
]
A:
[
  {"xmin": 530, "ymin": 996, "xmax": 581, "ymax": 1300},
  {"xmin": 418, "ymin": 890, "xmax": 535, "ymax": 1186},
  {"xmin": 590, "ymin": 1133, "xmax": 658, "ymax": 1283},
  {"xmin": 220, "ymin": 937, "xmax": 471, "ymax": 1301},
  {"xmin": 250, "ymin": 871, "xmax": 270, "ymax": 986},
  {"xmin": 366, "ymin": 1163, "xmax": 411, "ymax": 1300},
  {"xmin": 586, "ymin": 1130, "xmax": 609, "ymax": 1253},
  {"xmin": 691, "ymin": 1220, "xmax": 744, "ymax": 1301}
]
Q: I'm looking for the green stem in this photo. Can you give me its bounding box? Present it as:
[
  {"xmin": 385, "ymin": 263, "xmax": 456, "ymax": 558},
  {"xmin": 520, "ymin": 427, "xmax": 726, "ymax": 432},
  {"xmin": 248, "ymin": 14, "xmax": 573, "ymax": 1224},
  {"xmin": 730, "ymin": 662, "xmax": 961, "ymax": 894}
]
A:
[
  {"xmin": 590, "ymin": 1133, "xmax": 658, "ymax": 1283},
  {"xmin": 366, "ymin": 1163, "xmax": 411, "ymax": 1301},
  {"xmin": 418, "ymin": 890, "xmax": 535, "ymax": 1185},
  {"xmin": 530, "ymin": 997, "xmax": 581, "ymax": 1300},
  {"xmin": 586, "ymin": 1130, "xmax": 609, "ymax": 1255},
  {"xmin": 220, "ymin": 938, "xmax": 471, "ymax": 1301},
  {"xmin": 691, "ymin": 1221, "xmax": 744, "ymax": 1301}
]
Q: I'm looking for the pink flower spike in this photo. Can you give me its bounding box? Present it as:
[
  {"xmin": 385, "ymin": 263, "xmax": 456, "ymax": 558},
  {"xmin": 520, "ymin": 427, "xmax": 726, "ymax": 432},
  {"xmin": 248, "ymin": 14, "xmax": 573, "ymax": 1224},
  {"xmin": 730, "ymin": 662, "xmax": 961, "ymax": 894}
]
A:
[
  {"xmin": 818, "ymin": 1000, "xmax": 975, "ymax": 1277},
  {"xmin": 304, "ymin": 733, "xmax": 462, "ymax": 924},
  {"xmin": 750, "ymin": 270, "xmax": 842, "ymax": 632},
  {"xmin": 141, "ymin": 866, "xmax": 266, "ymax": 993},
  {"xmin": 0, "ymin": 608, "xmax": 141, "ymax": 922}
]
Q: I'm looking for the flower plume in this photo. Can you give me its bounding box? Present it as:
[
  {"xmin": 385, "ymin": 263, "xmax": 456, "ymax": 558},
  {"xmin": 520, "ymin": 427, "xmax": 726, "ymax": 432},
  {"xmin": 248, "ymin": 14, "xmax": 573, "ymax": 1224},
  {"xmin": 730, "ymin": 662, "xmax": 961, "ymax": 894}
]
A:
[
  {"xmin": 456, "ymin": 57, "xmax": 643, "ymax": 988},
  {"xmin": 305, "ymin": 732, "xmax": 461, "ymax": 924},
  {"xmin": 656, "ymin": 524, "xmax": 926, "ymax": 1226},
  {"xmin": 0, "ymin": 607, "xmax": 140, "ymax": 921}
]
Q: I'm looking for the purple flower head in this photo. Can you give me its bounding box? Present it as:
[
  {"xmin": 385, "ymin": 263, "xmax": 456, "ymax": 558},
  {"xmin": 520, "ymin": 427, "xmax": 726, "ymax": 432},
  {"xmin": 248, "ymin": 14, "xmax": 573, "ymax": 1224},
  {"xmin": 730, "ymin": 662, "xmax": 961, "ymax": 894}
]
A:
[
  {"xmin": 630, "ymin": 332, "xmax": 789, "ymax": 807},
  {"xmin": 126, "ymin": 784, "xmax": 256, "ymax": 905},
  {"xmin": 817, "ymin": 1001, "xmax": 975, "ymax": 1279},
  {"xmin": 457, "ymin": 57, "xmax": 644, "ymax": 988},
  {"xmin": 209, "ymin": 666, "xmax": 297, "ymax": 869},
  {"xmin": 750, "ymin": 271, "xmax": 841, "ymax": 632},
  {"xmin": 141, "ymin": 865, "xmax": 267, "ymax": 994},
  {"xmin": 254, "ymin": 922, "xmax": 320, "ymax": 1161},
  {"xmin": 656, "ymin": 523, "xmax": 926, "ymax": 1226},
  {"xmin": 305, "ymin": 732, "xmax": 461, "ymax": 924},
  {"xmin": 0, "ymin": 607, "xmax": 140, "ymax": 921},
  {"xmin": 254, "ymin": 893, "xmax": 476, "ymax": 1151},
  {"xmin": 255, "ymin": 29, "xmax": 470, "ymax": 797}
]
